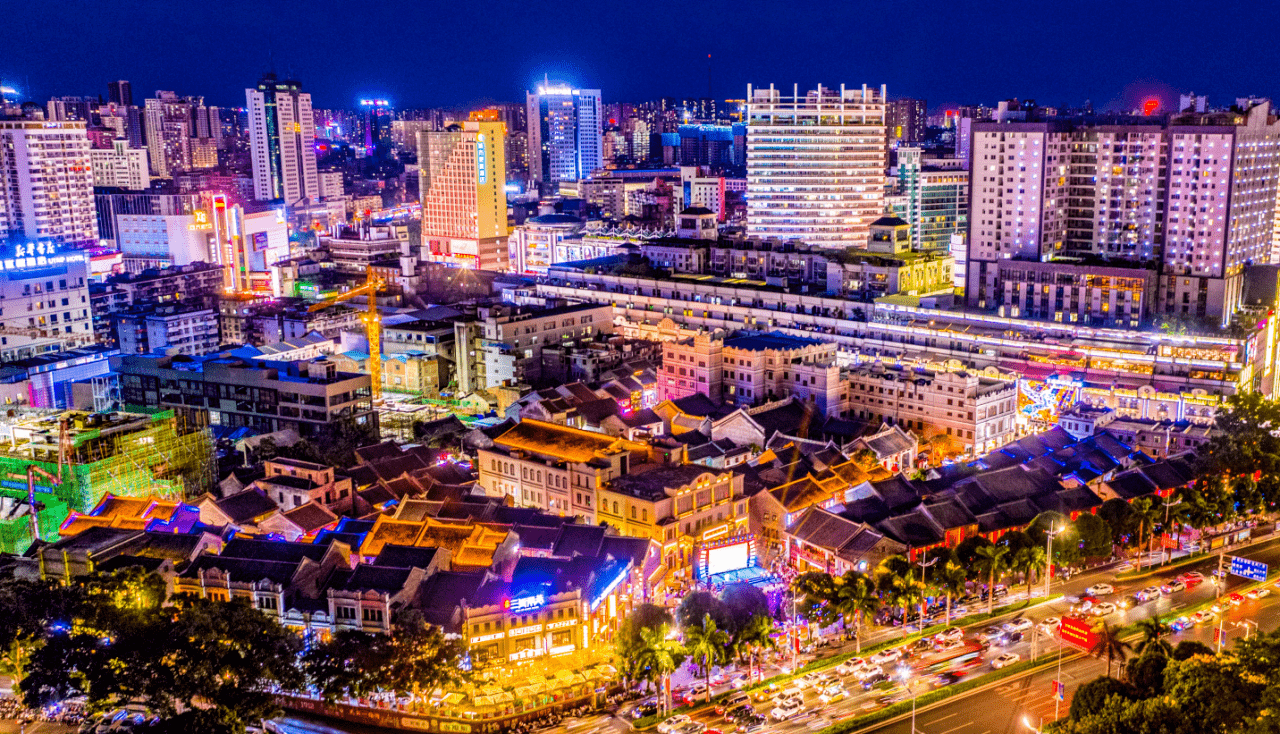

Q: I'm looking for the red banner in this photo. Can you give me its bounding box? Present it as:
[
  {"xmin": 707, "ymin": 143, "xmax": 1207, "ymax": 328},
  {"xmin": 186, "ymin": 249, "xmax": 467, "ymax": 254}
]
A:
[
  {"xmin": 1060, "ymin": 616, "xmax": 1097, "ymax": 651},
  {"xmin": 1162, "ymin": 533, "xmax": 1179, "ymax": 549}
]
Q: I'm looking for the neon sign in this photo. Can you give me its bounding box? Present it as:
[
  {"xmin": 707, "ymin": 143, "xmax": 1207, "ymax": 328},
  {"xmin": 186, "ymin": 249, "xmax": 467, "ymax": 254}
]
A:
[{"xmin": 504, "ymin": 594, "xmax": 545, "ymax": 613}]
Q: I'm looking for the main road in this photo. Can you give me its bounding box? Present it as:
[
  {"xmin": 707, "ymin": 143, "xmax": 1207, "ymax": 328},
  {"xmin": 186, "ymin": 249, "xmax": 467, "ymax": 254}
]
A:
[{"xmin": 271, "ymin": 534, "xmax": 1280, "ymax": 734}]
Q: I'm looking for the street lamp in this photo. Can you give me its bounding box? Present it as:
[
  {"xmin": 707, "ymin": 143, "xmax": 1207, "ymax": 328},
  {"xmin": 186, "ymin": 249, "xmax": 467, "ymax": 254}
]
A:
[
  {"xmin": 1161, "ymin": 498, "xmax": 1183, "ymax": 565},
  {"xmin": 896, "ymin": 665, "xmax": 917, "ymax": 734},
  {"xmin": 1045, "ymin": 525, "xmax": 1063, "ymax": 598},
  {"xmin": 1235, "ymin": 619, "xmax": 1258, "ymax": 640}
]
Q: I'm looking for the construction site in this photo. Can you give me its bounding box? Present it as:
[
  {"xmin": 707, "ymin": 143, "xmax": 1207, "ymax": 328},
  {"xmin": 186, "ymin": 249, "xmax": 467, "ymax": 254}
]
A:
[{"xmin": 0, "ymin": 409, "xmax": 215, "ymax": 554}]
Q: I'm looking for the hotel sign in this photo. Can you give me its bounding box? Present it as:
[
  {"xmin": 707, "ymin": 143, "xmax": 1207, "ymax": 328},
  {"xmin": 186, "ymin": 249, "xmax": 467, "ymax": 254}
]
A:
[{"xmin": 507, "ymin": 624, "xmax": 543, "ymax": 637}]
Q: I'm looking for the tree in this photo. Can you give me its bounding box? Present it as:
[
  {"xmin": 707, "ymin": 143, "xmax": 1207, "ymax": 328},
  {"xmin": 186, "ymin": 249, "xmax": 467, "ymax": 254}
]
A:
[
  {"xmin": 1132, "ymin": 618, "xmax": 1172, "ymax": 658},
  {"xmin": 617, "ymin": 604, "xmax": 675, "ymax": 688},
  {"xmin": 876, "ymin": 556, "xmax": 920, "ymax": 627},
  {"xmin": 1097, "ymin": 499, "xmax": 1136, "ymax": 546},
  {"xmin": 1125, "ymin": 649, "xmax": 1169, "ymax": 698},
  {"xmin": 1130, "ymin": 497, "xmax": 1161, "ymax": 567},
  {"xmin": 1013, "ymin": 545, "xmax": 1047, "ymax": 598},
  {"xmin": 974, "ymin": 543, "xmax": 1010, "ymax": 615},
  {"xmin": 793, "ymin": 572, "xmax": 839, "ymax": 631},
  {"xmin": 1067, "ymin": 676, "xmax": 1135, "ymax": 721},
  {"xmin": 832, "ymin": 571, "xmax": 879, "ymax": 652},
  {"xmin": 676, "ymin": 590, "xmax": 729, "ymax": 632},
  {"xmin": 955, "ymin": 536, "xmax": 993, "ymax": 572},
  {"xmin": 719, "ymin": 583, "xmax": 769, "ymax": 635},
  {"xmin": 380, "ymin": 611, "xmax": 468, "ymax": 702},
  {"xmin": 303, "ymin": 629, "xmax": 390, "ymax": 702},
  {"xmin": 997, "ymin": 530, "xmax": 1035, "ymax": 555},
  {"xmin": 1171, "ymin": 640, "xmax": 1214, "ymax": 661},
  {"xmin": 684, "ymin": 614, "xmax": 730, "ymax": 701},
  {"xmin": 730, "ymin": 613, "xmax": 777, "ymax": 683},
  {"xmin": 931, "ymin": 562, "xmax": 968, "ymax": 626},
  {"xmin": 1089, "ymin": 621, "xmax": 1132, "ymax": 678},
  {"xmin": 634, "ymin": 624, "xmax": 684, "ymax": 712},
  {"xmin": 1073, "ymin": 512, "xmax": 1113, "ymax": 560}
]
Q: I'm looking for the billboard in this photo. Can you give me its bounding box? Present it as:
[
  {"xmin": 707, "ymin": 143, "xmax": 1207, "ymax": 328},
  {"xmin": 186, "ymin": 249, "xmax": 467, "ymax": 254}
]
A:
[
  {"xmin": 1229, "ymin": 556, "xmax": 1268, "ymax": 582},
  {"xmin": 695, "ymin": 535, "xmax": 756, "ymax": 580},
  {"xmin": 1060, "ymin": 616, "xmax": 1097, "ymax": 651}
]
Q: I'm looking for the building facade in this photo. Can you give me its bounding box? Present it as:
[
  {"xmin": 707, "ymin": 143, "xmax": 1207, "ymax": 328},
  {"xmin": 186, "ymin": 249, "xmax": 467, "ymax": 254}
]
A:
[
  {"xmin": 417, "ymin": 121, "xmax": 509, "ymax": 271},
  {"xmin": 247, "ymin": 74, "xmax": 320, "ymax": 204},
  {"xmin": 525, "ymin": 83, "xmax": 603, "ymax": 188},
  {"xmin": 0, "ymin": 120, "xmax": 98, "ymax": 247},
  {"xmin": 90, "ymin": 139, "xmax": 149, "ymax": 190}
]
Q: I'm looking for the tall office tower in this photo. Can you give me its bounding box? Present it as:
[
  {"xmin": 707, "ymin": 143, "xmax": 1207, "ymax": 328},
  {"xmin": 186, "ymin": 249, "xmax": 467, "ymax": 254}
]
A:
[
  {"xmin": 46, "ymin": 97, "xmax": 95, "ymax": 122},
  {"xmin": 965, "ymin": 104, "xmax": 1280, "ymax": 323},
  {"xmin": 246, "ymin": 74, "xmax": 319, "ymax": 204},
  {"xmin": 525, "ymin": 81, "xmax": 603, "ymax": 189},
  {"xmin": 629, "ymin": 119, "xmax": 650, "ymax": 161},
  {"xmin": 144, "ymin": 92, "xmax": 199, "ymax": 178},
  {"xmin": 360, "ymin": 99, "xmax": 394, "ymax": 152},
  {"xmin": 0, "ymin": 120, "xmax": 98, "ymax": 246},
  {"xmin": 194, "ymin": 105, "xmax": 222, "ymax": 143},
  {"xmin": 108, "ymin": 80, "xmax": 132, "ymax": 107},
  {"xmin": 894, "ymin": 147, "xmax": 968, "ymax": 251},
  {"xmin": 887, "ymin": 98, "xmax": 927, "ymax": 146},
  {"xmin": 417, "ymin": 121, "xmax": 509, "ymax": 271},
  {"xmin": 98, "ymin": 104, "xmax": 146, "ymax": 150},
  {"xmin": 745, "ymin": 83, "xmax": 888, "ymax": 247}
]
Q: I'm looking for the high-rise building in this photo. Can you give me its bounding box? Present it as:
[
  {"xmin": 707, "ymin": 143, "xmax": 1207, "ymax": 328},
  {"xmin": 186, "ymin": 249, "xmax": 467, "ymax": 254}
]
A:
[
  {"xmin": 745, "ymin": 83, "xmax": 887, "ymax": 247},
  {"xmin": 892, "ymin": 147, "xmax": 968, "ymax": 252},
  {"xmin": 965, "ymin": 103, "xmax": 1280, "ymax": 324},
  {"xmin": 108, "ymin": 80, "xmax": 133, "ymax": 107},
  {"xmin": 887, "ymin": 98, "xmax": 927, "ymax": 146},
  {"xmin": 525, "ymin": 81, "xmax": 603, "ymax": 188},
  {"xmin": 0, "ymin": 120, "xmax": 98, "ymax": 247},
  {"xmin": 246, "ymin": 74, "xmax": 319, "ymax": 204},
  {"xmin": 0, "ymin": 248, "xmax": 94, "ymax": 362},
  {"xmin": 45, "ymin": 97, "xmax": 94, "ymax": 123},
  {"xmin": 144, "ymin": 92, "xmax": 199, "ymax": 178},
  {"xmin": 90, "ymin": 139, "xmax": 150, "ymax": 190},
  {"xmin": 417, "ymin": 121, "xmax": 509, "ymax": 271}
]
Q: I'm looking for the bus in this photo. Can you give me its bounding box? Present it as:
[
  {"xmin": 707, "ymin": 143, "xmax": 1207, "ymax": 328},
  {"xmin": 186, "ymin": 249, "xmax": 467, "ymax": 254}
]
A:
[{"xmin": 914, "ymin": 642, "xmax": 985, "ymax": 677}]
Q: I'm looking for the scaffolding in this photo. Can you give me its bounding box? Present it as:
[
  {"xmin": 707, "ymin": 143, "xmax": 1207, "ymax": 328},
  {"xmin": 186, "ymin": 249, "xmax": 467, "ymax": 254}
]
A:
[
  {"xmin": 0, "ymin": 410, "xmax": 215, "ymax": 525},
  {"xmin": 0, "ymin": 489, "xmax": 67, "ymax": 555}
]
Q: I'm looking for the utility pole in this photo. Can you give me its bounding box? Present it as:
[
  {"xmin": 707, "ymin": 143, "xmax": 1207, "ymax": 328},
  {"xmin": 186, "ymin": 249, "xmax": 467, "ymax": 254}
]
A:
[{"xmin": 1045, "ymin": 525, "xmax": 1062, "ymax": 598}]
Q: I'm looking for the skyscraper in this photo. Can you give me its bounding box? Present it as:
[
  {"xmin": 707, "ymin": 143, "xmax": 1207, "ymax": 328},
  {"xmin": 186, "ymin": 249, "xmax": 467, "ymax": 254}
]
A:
[
  {"xmin": 417, "ymin": 120, "xmax": 509, "ymax": 271},
  {"xmin": 144, "ymin": 92, "xmax": 200, "ymax": 178},
  {"xmin": 887, "ymin": 98, "xmax": 927, "ymax": 146},
  {"xmin": 525, "ymin": 81, "xmax": 602, "ymax": 189},
  {"xmin": 745, "ymin": 83, "xmax": 887, "ymax": 247},
  {"xmin": 0, "ymin": 120, "xmax": 98, "ymax": 246},
  {"xmin": 246, "ymin": 74, "xmax": 319, "ymax": 204},
  {"xmin": 108, "ymin": 80, "xmax": 133, "ymax": 107}
]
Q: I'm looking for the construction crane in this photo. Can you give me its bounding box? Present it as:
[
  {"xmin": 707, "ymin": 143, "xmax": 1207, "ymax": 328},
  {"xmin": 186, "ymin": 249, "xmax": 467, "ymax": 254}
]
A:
[{"xmin": 308, "ymin": 266, "xmax": 386, "ymax": 401}]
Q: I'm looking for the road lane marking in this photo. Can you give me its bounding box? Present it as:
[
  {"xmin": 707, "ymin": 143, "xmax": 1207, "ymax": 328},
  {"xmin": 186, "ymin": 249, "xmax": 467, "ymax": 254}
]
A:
[
  {"xmin": 925, "ymin": 713, "xmax": 959, "ymax": 725},
  {"xmin": 937, "ymin": 721, "xmax": 976, "ymax": 734}
]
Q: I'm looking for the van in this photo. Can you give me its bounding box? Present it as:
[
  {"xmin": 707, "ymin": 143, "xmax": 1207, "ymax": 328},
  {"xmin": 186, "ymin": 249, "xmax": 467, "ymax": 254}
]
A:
[{"xmin": 715, "ymin": 692, "xmax": 750, "ymax": 715}]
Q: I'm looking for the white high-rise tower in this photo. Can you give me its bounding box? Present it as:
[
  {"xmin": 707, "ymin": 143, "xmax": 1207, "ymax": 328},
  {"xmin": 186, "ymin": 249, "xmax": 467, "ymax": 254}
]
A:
[{"xmin": 247, "ymin": 74, "xmax": 319, "ymax": 204}]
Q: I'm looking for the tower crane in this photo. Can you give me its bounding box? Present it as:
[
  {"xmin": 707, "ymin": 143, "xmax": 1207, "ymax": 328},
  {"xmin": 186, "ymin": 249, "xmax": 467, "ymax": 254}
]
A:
[{"xmin": 308, "ymin": 266, "xmax": 387, "ymax": 401}]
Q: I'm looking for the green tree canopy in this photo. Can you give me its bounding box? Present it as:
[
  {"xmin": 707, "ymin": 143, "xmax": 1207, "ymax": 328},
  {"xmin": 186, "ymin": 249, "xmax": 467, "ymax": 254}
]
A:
[{"xmin": 1073, "ymin": 512, "xmax": 1113, "ymax": 559}]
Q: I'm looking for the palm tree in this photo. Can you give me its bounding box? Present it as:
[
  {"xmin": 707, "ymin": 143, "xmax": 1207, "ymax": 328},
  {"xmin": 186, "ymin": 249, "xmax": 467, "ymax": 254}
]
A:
[
  {"xmin": 1014, "ymin": 545, "xmax": 1047, "ymax": 599},
  {"xmin": 1133, "ymin": 618, "xmax": 1172, "ymax": 658},
  {"xmin": 636, "ymin": 624, "xmax": 684, "ymax": 713},
  {"xmin": 1130, "ymin": 497, "xmax": 1161, "ymax": 569},
  {"xmin": 933, "ymin": 562, "xmax": 968, "ymax": 626},
  {"xmin": 974, "ymin": 543, "xmax": 1010, "ymax": 615},
  {"xmin": 876, "ymin": 556, "xmax": 916, "ymax": 631},
  {"xmin": 684, "ymin": 613, "xmax": 730, "ymax": 701},
  {"xmin": 732, "ymin": 613, "xmax": 777, "ymax": 683},
  {"xmin": 833, "ymin": 570, "xmax": 880, "ymax": 653},
  {"xmin": 1090, "ymin": 621, "xmax": 1133, "ymax": 678}
]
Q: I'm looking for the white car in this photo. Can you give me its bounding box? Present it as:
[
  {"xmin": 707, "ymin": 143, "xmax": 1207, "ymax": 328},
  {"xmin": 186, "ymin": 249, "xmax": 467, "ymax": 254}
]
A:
[
  {"xmin": 1136, "ymin": 586, "xmax": 1162, "ymax": 601},
  {"xmin": 1248, "ymin": 588, "xmax": 1272, "ymax": 599},
  {"xmin": 1087, "ymin": 583, "xmax": 1115, "ymax": 596},
  {"xmin": 818, "ymin": 684, "xmax": 847, "ymax": 704},
  {"xmin": 794, "ymin": 672, "xmax": 822, "ymax": 689},
  {"xmin": 1038, "ymin": 617, "xmax": 1061, "ymax": 634},
  {"xmin": 991, "ymin": 652, "xmax": 1021, "ymax": 669},
  {"xmin": 658, "ymin": 715, "xmax": 692, "ymax": 734},
  {"xmin": 771, "ymin": 701, "xmax": 804, "ymax": 721},
  {"xmin": 853, "ymin": 663, "xmax": 884, "ymax": 680},
  {"xmin": 936, "ymin": 626, "xmax": 965, "ymax": 642},
  {"xmin": 835, "ymin": 659, "xmax": 865, "ymax": 676},
  {"xmin": 870, "ymin": 648, "xmax": 902, "ymax": 665},
  {"xmin": 1002, "ymin": 617, "xmax": 1033, "ymax": 633},
  {"xmin": 675, "ymin": 723, "xmax": 707, "ymax": 734},
  {"xmin": 1090, "ymin": 602, "xmax": 1117, "ymax": 616}
]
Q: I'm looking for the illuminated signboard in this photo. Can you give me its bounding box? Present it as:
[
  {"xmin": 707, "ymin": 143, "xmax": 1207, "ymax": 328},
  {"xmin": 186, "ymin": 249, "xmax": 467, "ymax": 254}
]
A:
[
  {"xmin": 4, "ymin": 241, "xmax": 56, "ymax": 259},
  {"xmin": 252, "ymin": 232, "xmax": 270, "ymax": 253},
  {"xmin": 504, "ymin": 593, "xmax": 545, "ymax": 613},
  {"xmin": 477, "ymin": 134, "xmax": 487, "ymax": 185},
  {"xmin": 1059, "ymin": 616, "xmax": 1097, "ymax": 651}
]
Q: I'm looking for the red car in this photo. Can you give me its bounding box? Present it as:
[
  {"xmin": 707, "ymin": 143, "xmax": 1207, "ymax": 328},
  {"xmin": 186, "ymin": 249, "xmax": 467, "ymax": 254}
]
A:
[
  {"xmin": 1229, "ymin": 592, "xmax": 1245, "ymax": 606},
  {"xmin": 1183, "ymin": 576, "xmax": 1204, "ymax": 588}
]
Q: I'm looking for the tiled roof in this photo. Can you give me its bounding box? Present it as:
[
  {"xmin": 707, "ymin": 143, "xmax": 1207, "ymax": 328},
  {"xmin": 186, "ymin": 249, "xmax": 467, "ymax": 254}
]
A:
[
  {"xmin": 215, "ymin": 488, "xmax": 280, "ymax": 524},
  {"xmin": 283, "ymin": 502, "xmax": 339, "ymax": 533},
  {"xmin": 494, "ymin": 419, "xmax": 622, "ymax": 463}
]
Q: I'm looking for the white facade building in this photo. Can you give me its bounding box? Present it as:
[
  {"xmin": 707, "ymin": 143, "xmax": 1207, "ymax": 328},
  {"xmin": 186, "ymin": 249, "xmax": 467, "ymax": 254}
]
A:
[
  {"xmin": 90, "ymin": 139, "xmax": 150, "ymax": 190},
  {"xmin": 116, "ymin": 213, "xmax": 214, "ymax": 272},
  {"xmin": 0, "ymin": 251, "xmax": 94, "ymax": 362},
  {"xmin": 0, "ymin": 121, "xmax": 99, "ymax": 246},
  {"xmin": 745, "ymin": 84, "xmax": 887, "ymax": 247},
  {"xmin": 525, "ymin": 83, "xmax": 603, "ymax": 187},
  {"xmin": 247, "ymin": 74, "xmax": 319, "ymax": 204}
]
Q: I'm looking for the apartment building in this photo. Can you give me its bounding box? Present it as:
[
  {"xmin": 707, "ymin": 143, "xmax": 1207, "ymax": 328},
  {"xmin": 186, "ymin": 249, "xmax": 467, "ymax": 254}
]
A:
[
  {"xmin": 721, "ymin": 331, "xmax": 837, "ymax": 406},
  {"xmin": 469, "ymin": 302, "xmax": 614, "ymax": 389},
  {"xmin": 111, "ymin": 350, "xmax": 377, "ymax": 438},
  {"xmin": 476, "ymin": 419, "xmax": 651, "ymax": 523},
  {"xmin": 0, "ymin": 250, "xmax": 94, "ymax": 361},
  {"xmin": 319, "ymin": 225, "xmax": 407, "ymax": 272},
  {"xmin": 418, "ymin": 121, "xmax": 509, "ymax": 271},
  {"xmin": 112, "ymin": 303, "xmax": 220, "ymax": 356},
  {"xmin": 892, "ymin": 147, "xmax": 968, "ymax": 252},
  {"xmin": 659, "ymin": 332, "xmax": 725, "ymax": 403},
  {"xmin": 0, "ymin": 120, "xmax": 98, "ymax": 246},
  {"xmin": 89, "ymin": 139, "xmax": 149, "ymax": 190},
  {"xmin": 601, "ymin": 463, "xmax": 748, "ymax": 579},
  {"xmin": 842, "ymin": 363, "xmax": 1018, "ymax": 456}
]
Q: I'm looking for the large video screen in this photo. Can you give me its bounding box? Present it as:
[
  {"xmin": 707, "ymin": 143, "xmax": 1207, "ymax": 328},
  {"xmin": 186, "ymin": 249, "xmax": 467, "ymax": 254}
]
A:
[{"xmin": 706, "ymin": 541, "xmax": 750, "ymax": 577}]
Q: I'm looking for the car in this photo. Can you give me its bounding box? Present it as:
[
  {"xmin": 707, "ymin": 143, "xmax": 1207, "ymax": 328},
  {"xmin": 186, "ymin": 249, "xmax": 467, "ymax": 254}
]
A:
[
  {"xmin": 1229, "ymin": 592, "xmax": 1245, "ymax": 606},
  {"xmin": 795, "ymin": 672, "xmax": 822, "ymax": 689},
  {"xmin": 1002, "ymin": 617, "xmax": 1033, "ymax": 633},
  {"xmin": 1115, "ymin": 561, "xmax": 1135, "ymax": 572},
  {"xmin": 716, "ymin": 693, "xmax": 751, "ymax": 715},
  {"xmin": 1136, "ymin": 586, "xmax": 1162, "ymax": 602},
  {"xmin": 835, "ymin": 658, "xmax": 866, "ymax": 675},
  {"xmin": 1039, "ymin": 617, "xmax": 1061, "ymax": 635},
  {"xmin": 1248, "ymin": 587, "xmax": 1271, "ymax": 599},
  {"xmin": 1161, "ymin": 580, "xmax": 1186, "ymax": 595},
  {"xmin": 724, "ymin": 704, "xmax": 754, "ymax": 722},
  {"xmin": 991, "ymin": 652, "xmax": 1021, "ymax": 669},
  {"xmin": 933, "ymin": 671, "xmax": 963, "ymax": 687},
  {"xmin": 710, "ymin": 672, "xmax": 729, "ymax": 686},
  {"xmin": 814, "ymin": 672, "xmax": 837, "ymax": 687},
  {"xmin": 675, "ymin": 724, "xmax": 707, "ymax": 734},
  {"xmin": 860, "ymin": 671, "xmax": 890, "ymax": 690},
  {"xmin": 1091, "ymin": 602, "xmax": 1117, "ymax": 617},
  {"xmin": 936, "ymin": 638, "xmax": 965, "ymax": 652},
  {"xmin": 977, "ymin": 626, "xmax": 1004, "ymax": 642},
  {"xmin": 1183, "ymin": 543, "xmax": 1202, "ymax": 553},
  {"xmin": 853, "ymin": 663, "xmax": 885, "ymax": 680},
  {"xmin": 818, "ymin": 685, "xmax": 847, "ymax": 704},
  {"xmin": 771, "ymin": 701, "xmax": 804, "ymax": 721},
  {"xmin": 658, "ymin": 715, "xmax": 693, "ymax": 734},
  {"xmin": 1086, "ymin": 583, "xmax": 1115, "ymax": 596},
  {"xmin": 736, "ymin": 715, "xmax": 767, "ymax": 734},
  {"xmin": 630, "ymin": 703, "xmax": 659, "ymax": 719},
  {"xmin": 936, "ymin": 626, "xmax": 965, "ymax": 642},
  {"xmin": 730, "ymin": 673, "xmax": 751, "ymax": 689},
  {"xmin": 870, "ymin": 648, "xmax": 902, "ymax": 665},
  {"xmin": 1211, "ymin": 601, "xmax": 1229, "ymax": 614},
  {"xmin": 997, "ymin": 631, "xmax": 1023, "ymax": 645},
  {"xmin": 752, "ymin": 684, "xmax": 781, "ymax": 703},
  {"xmin": 1169, "ymin": 616, "xmax": 1193, "ymax": 633},
  {"xmin": 1190, "ymin": 610, "xmax": 1215, "ymax": 626}
]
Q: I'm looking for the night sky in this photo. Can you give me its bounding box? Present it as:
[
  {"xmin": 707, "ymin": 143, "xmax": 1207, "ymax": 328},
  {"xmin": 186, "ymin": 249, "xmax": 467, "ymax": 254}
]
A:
[{"xmin": 5, "ymin": 0, "xmax": 1277, "ymax": 113}]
